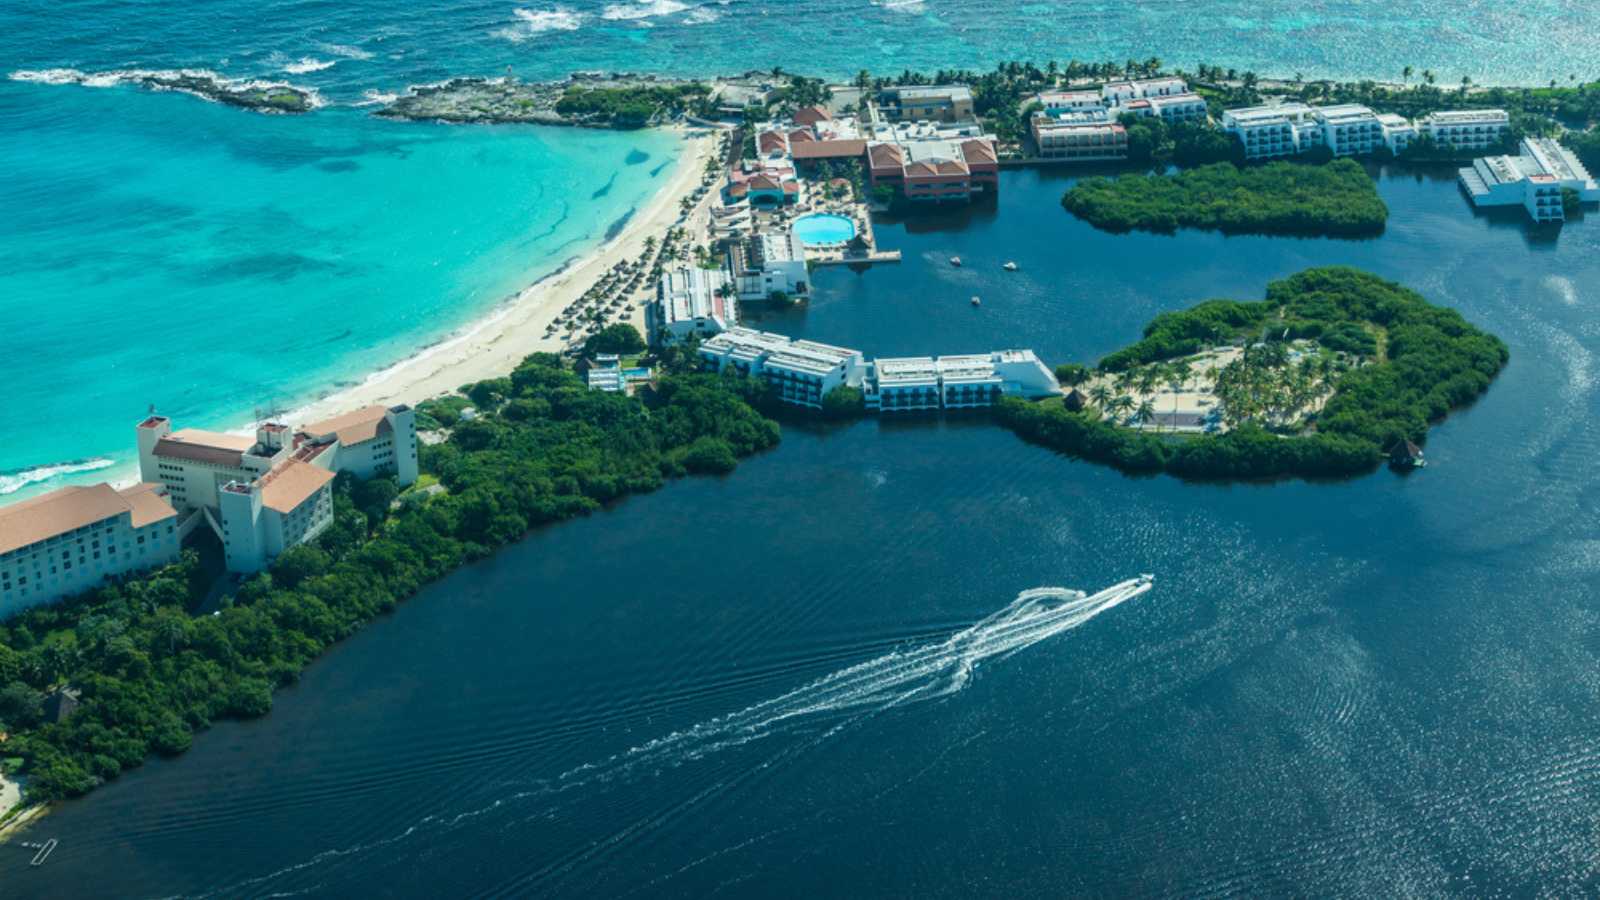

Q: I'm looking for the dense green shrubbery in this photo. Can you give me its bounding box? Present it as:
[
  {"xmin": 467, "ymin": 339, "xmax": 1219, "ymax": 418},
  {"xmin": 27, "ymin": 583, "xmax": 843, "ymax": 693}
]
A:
[
  {"xmin": 998, "ymin": 267, "xmax": 1507, "ymax": 480},
  {"xmin": 0, "ymin": 355, "xmax": 777, "ymax": 802},
  {"xmin": 583, "ymin": 323, "xmax": 646, "ymax": 357},
  {"xmin": 555, "ymin": 83, "xmax": 711, "ymax": 128},
  {"xmin": 1061, "ymin": 159, "xmax": 1389, "ymax": 237}
]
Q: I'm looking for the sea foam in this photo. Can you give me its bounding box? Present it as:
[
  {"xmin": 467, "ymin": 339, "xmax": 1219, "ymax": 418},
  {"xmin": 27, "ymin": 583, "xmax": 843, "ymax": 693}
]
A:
[
  {"xmin": 0, "ymin": 458, "xmax": 116, "ymax": 496},
  {"xmin": 283, "ymin": 57, "xmax": 337, "ymax": 74},
  {"xmin": 497, "ymin": 6, "xmax": 587, "ymax": 41},
  {"xmin": 601, "ymin": 0, "xmax": 690, "ymax": 21}
]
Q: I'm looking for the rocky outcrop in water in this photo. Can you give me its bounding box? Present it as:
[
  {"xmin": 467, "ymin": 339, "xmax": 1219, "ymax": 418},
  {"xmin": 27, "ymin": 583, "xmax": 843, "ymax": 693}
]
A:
[
  {"xmin": 8, "ymin": 68, "xmax": 319, "ymax": 114},
  {"xmin": 376, "ymin": 78, "xmax": 569, "ymax": 125}
]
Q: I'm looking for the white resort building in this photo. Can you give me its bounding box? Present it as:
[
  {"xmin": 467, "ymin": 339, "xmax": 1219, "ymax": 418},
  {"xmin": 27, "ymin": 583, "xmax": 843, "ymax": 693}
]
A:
[
  {"xmin": 1032, "ymin": 120, "xmax": 1129, "ymax": 160},
  {"xmin": 731, "ymin": 230, "xmax": 809, "ymax": 302},
  {"xmin": 136, "ymin": 405, "xmax": 417, "ymax": 573},
  {"xmin": 1459, "ymin": 137, "xmax": 1600, "ymax": 223},
  {"xmin": 1221, "ymin": 103, "xmax": 1320, "ymax": 160},
  {"xmin": 1420, "ymin": 110, "xmax": 1510, "ymax": 151},
  {"xmin": 697, "ymin": 328, "xmax": 1061, "ymax": 412},
  {"xmin": 1314, "ymin": 104, "xmax": 1385, "ymax": 157},
  {"xmin": 1, "ymin": 482, "xmax": 181, "ymax": 617},
  {"xmin": 698, "ymin": 328, "xmax": 865, "ymax": 409},
  {"xmin": 653, "ymin": 265, "xmax": 738, "ymax": 344}
]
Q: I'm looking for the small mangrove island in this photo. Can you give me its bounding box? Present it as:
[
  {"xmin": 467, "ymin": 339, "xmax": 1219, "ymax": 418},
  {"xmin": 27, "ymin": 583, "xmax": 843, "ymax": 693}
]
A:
[
  {"xmin": 1061, "ymin": 159, "xmax": 1390, "ymax": 237},
  {"xmin": 997, "ymin": 267, "xmax": 1508, "ymax": 479}
]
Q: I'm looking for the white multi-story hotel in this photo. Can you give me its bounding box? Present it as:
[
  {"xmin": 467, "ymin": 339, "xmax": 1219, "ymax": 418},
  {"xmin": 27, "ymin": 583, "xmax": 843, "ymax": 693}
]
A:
[
  {"xmin": 219, "ymin": 459, "xmax": 336, "ymax": 574},
  {"xmin": 1102, "ymin": 77, "xmax": 1189, "ymax": 107},
  {"xmin": 698, "ymin": 328, "xmax": 1060, "ymax": 412},
  {"xmin": 300, "ymin": 405, "xmax": 419, "ymax": 485},
  {"xmin": 1459, "ymin": 137, "xmax": 1600, "ymax": 223},
  {"xmin": 1420, "ymin": 109, "xmax": 1509, "ymax": 151},
  {"xmin": 1221, "ymin": 103, "xmax": 1319, "ymax": 160},
  {"xmin": 1031, "ymin": 120, "xmax": 1129, "ymax": 160},
  {"xmin": 1378, "ymin": 113, "xmax": 1418, "ymax": 153},
  {"xmin": 1, "ymin": 482, "xmax": 180, "ymax": 617},
  {"xmin": 867, "ymin": 350, "xmax": 1060, "ymax": 412},
  {"xmin": 1313, "ymin": 104, "xmax": 1385, "ymax": 157},
  {"xmin": 698, "ymin": 327, "xmax": 865, "ymax": 409},
  {"xmin": 1145, "ymin": 92, "xmax": 1209, "ymax": 125},
  {"xmin": 731, "ymin": 230, "xmax": 809, "ymax": 302},
  {"xmin": 136, "ymin": 406, "xmax": 417, "ymax": 573},
  {"xmin": 1035, "ymin": 90, "xmax": 1104, "ymax": 117},
  {"xmin": 653, "ymin": 265, "xmax": 737, "ymax": 344}
]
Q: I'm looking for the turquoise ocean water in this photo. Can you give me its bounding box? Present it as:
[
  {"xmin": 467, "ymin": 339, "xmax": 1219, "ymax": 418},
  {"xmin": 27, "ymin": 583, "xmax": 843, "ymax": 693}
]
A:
[{"xmin": 4, "ymin": 0, "xmax": 1600, "ymax": 500}]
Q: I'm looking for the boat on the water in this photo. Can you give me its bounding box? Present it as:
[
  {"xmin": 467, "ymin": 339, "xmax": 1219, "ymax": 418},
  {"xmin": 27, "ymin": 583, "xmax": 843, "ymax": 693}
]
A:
[
  {"xmin": 1003, "ymin": 261, "xmax": 1018, "ymax": 271},
  {"xmin": 970, "ymin": 296, "xmax": 981, "ymax": 306},
  {"xmin": 950, "ymin": 256, "xmax": 962, "ymax": 267}
]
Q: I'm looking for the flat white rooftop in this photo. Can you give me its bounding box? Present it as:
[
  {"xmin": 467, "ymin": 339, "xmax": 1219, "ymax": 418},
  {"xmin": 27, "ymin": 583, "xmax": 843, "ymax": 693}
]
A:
[{"xmin": 1424, "ymin": 109, "xmax": 1509, "ymax": 125}]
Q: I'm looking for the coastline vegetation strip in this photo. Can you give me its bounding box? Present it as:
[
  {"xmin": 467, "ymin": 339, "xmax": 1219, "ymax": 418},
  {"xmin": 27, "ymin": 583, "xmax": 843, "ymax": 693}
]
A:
[
  {"xmin": 1060, "ymin": 159, "xmax": 1389, "ymax": 237},
  {"xmin": 996, "ymin": 267, "xmax": 1508, "ymax": 479},
  {"xmin": 0, "ymin": 353, "xmax": 778, "ymax": 803}
]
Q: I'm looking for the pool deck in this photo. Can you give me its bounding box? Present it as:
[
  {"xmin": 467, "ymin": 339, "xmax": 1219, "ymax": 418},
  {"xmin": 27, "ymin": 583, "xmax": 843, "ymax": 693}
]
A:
[{"xmin": 810, "ymin": 249, "xmax": 903, "ymax": 266}]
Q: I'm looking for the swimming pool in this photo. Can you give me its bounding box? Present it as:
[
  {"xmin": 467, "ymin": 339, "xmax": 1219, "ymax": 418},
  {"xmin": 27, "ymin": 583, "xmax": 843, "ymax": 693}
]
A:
[{"xmin": 792, "ymin": 213, "xmax": 858, "ymax": 246}]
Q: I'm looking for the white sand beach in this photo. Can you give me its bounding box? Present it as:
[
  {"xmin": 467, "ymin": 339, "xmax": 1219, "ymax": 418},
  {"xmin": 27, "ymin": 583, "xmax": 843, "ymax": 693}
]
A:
[{"xmin": 284, "ymin": 126, "xmax": 720, "ymax": 427}]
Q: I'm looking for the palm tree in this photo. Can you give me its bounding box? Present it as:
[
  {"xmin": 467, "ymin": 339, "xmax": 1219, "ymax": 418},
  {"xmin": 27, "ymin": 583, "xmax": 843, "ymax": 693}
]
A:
[
  {"xmin": 1423, "ymin": 69, "xmax": 1436, "ymax": 86},
  {"xmin": 1402, "ymin": 65, "xmax": 1413, "ymax": 85},
  {"xmin": 1135, "ymin": 399, "xmax": 1157, "ymax": 427},
  {"xmin": 1111, "ymin": 394, "xmax": 1135, "ymax": 423},
  {"xmin": 1088, "ymin": 383, "xmax": 1114, "ymax": 417}
]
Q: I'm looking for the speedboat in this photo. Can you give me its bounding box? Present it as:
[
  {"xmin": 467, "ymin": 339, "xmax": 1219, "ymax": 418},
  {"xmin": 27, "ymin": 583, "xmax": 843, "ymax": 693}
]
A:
[
  {"xmin": 1003, "ymin": 261, "xmax": 1018, "ymax": 271},
  {"xmin": 949, "ymin": 256, "xmax": 962, "ymax": 267},
  {"xmin": 970, "ymin": 296, "xmax": 981, "ymax": 307}
]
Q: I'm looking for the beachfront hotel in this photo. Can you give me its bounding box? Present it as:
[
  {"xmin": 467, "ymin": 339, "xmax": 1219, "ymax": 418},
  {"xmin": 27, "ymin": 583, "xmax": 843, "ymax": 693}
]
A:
[
  {"xmin": 1222, "ymin": 102, "xmax": 1462, "ymax": 159},
  {"xmin": 1101, "ymin": 76, "xmax": 1190, "ymax": 106},
  {"xmin": 653, "ymin": 265, "xmax": 738, "ymax": 344},
  {"xmin": 1420, "ymin": 109, "xmax": 1510, "ymax": 151},
  {"xmin": 875, "ymin": 86, "xmax": 976, "ymax": 123},
  {"xmin": 1459, "ymin": 137, "xmax": 1600, "ymax": 222},
  {"xmin": 1, "ymin": 482, "xmax": 180, "ymax": 618},
  {"xmin": 136, "ymin": 405, "xmax": 418, "ymax": 572}
]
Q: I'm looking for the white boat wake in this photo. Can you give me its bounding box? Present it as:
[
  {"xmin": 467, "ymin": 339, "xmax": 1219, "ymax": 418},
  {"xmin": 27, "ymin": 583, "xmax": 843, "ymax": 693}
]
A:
[{"xmin": 181, "ymin": 576, "xmax": 1152, "ymax": 899}]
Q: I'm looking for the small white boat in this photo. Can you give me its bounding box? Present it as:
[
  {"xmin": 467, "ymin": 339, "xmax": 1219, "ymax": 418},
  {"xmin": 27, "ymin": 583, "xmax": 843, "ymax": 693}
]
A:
[
  {"xmin": 949, "ymin": 256, "xmax": 962, "ymax": 267},
  {"xmin": 970, "ymin": 296, "xmax": 981, "ymax": 307},
  {"xmin": 1003, "ymin": 261, "xmax": 1018, "ymax": 271}
]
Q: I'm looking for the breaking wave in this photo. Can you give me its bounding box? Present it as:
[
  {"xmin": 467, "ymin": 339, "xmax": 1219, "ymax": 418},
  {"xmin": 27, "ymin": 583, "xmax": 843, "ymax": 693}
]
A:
[
  {"xmin": 8, "ymin": 67, "xmax": 324, "ymax": 108},
  {"xmin": 190, "ymin": 577, "xmax": 1152, "ymax": 898},
  {"xmin": 0, "ymin": 458, "xmax": 116, "ymax": 496},
  {"xmin": 497, "ymin": 6, "xmax": 587, "ymax": 41},
  {"xmin": 601, "ymin": 0, "xmax": 690, "ymax": 21},
  {"xmin": 282, "ymin": 57, "xmax": 336, "ymax": 74}
]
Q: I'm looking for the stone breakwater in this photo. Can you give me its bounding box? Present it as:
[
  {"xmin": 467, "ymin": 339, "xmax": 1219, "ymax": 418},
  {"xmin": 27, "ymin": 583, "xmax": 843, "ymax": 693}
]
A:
[{"xmin": 375, "ymin": 77, "xmax": 571, "ymax": 125}]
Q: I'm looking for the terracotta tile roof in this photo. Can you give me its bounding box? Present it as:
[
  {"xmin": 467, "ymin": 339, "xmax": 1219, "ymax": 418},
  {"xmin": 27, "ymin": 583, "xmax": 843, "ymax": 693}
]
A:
[
  {"xmin": 791, "ymin": 139, "xmax": 867, "ymax": 160},
  {"xmin": 0, "ymin": 482, "xmax": 177, "ymax": 555},
  {"xmin": 960, "ymin": 138, "xmax": 998, "ymax": 164},
  {"xmin": 0, "ymin": 484, "xmax": 129, "ymax": 555},
  {"xmin": 258, "ymin": 460, "xmax": 335, "ymax": 515},
  {"xmin": 757, "ymin": 131, "xmax": 788, "ymax": 153},
  {"xmin": 868, "ymin": 142, "xmax": 904, "ymax": 169},
  {"xmin": 118, "ymin": 483, "xmax": 180, "ymax": 529},
  {"xmin": 793, "ymin": 105, "xmax": 831, "ymax": 127},
  {"xmin": 301, "ymin": 405, "xmax": 391, "ymax": 447},
  {"xmin": 787, "ymin": 129, "xmax": 815, "ymax": 143},
  {"xmin": 154, "ymin": 428, "xmax": 256, "ymax": 467}
]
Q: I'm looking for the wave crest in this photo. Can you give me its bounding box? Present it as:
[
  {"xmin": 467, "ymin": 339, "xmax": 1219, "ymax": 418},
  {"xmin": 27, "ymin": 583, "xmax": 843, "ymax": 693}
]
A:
[
  {"xmin": 497, "ymin": 6, "xmax": 586, "ymax": 42},
  {"xmin": 0, "ymin": 458, "xmax": 116, "ymax": 496},
  {"xmin": 283, "ymin": 57, "xmax": 336, "ymax": 75},
  {"xmin": 601, "ymin": 0, "xmax": 690, "ymax": 21}
]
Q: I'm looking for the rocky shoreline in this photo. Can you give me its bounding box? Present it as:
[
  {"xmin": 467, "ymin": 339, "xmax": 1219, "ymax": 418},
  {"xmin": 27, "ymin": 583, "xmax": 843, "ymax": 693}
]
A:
[
  {"xmin": 375, "ymin": 71, "xmax": 711, "ymax": 127},
  {"xmin": 9, "ymin": 67, "xmax": 320, "ymax": 114}
]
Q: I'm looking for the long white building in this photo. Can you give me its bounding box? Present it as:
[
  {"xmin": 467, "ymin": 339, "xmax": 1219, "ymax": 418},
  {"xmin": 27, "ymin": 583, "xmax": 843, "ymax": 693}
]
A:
[
  {"xmin": 698, "ymin": 327, "xmax": 1060, "ymax": 412},
  {"xmin": 731, "ymin": 230, "xmax": 809, "ymax": 302},
  {"xmin": 1459, "ymin": 137, "xmax": 1600, "ymax": 223},
  {"xmin": 1221, "ymin": 103, "xmax": 1320, "ymax": 160},
  {"xmin": 219, "ymin": 459, "xmax": 336, "ymax": 574},
  {"xmin": 1420, "ymin": 109, "xmax": 1510, "ymax": 151},
  {"xmin": 300, "ymin": 405, "xmax": 420, "ymax": 485},
  {"xmin": 1, "ymin": 482, "xmax": 180, "ymax": 618},
  {"xmin": 1314, "ymin": 104, "xmax": 1385, "ymax": 157},
  {"xmin": 867, "ymin": 350, "xmax": 1060, "ymax": 412},
  {"xmin": 653, "ymin": 265, "xmax": 737, "ymax": 344}
]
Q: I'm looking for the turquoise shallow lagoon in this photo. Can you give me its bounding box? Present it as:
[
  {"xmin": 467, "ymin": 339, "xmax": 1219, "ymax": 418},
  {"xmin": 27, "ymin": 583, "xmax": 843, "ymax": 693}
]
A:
[{"xmin": 0, "ymin": 82, "xmax": 680, "ymax": 497}]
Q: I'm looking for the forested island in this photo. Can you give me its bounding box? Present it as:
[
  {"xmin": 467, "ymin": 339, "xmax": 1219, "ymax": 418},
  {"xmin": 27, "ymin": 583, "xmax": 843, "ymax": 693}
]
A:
[
  {"xmin": 997, "ymin": 267, "xmax": 1508, "ymax": 479},
  {"xmin": 1060, "ymin": 160, "xmax": 1390, "ymax": 236},
  {"xmin": 0, "ymin": 353, "xmax": 777, "ymax": 803}
]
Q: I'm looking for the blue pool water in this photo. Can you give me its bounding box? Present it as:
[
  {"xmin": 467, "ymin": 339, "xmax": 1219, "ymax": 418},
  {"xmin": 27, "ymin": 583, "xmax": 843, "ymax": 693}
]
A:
[{"xmin": 793, "ymin": 213, "xmax": 858, "ymax": 246}]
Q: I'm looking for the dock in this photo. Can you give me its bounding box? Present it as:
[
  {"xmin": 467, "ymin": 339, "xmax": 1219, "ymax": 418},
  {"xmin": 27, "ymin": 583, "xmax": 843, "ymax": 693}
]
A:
[
  {"xmin": 810, "ymin": 250, "xmax": 902, "ymax": 267},
  {"xmin": 22, "ymin": 838, "xmax": 58, "ymax": 866}
]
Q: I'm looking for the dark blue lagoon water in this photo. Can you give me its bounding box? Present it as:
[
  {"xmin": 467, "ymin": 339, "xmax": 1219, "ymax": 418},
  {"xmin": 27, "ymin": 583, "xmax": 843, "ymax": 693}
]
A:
[{"xmin": 5, "ymin": 168, "xmax": 1600, "ymax": 897}]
